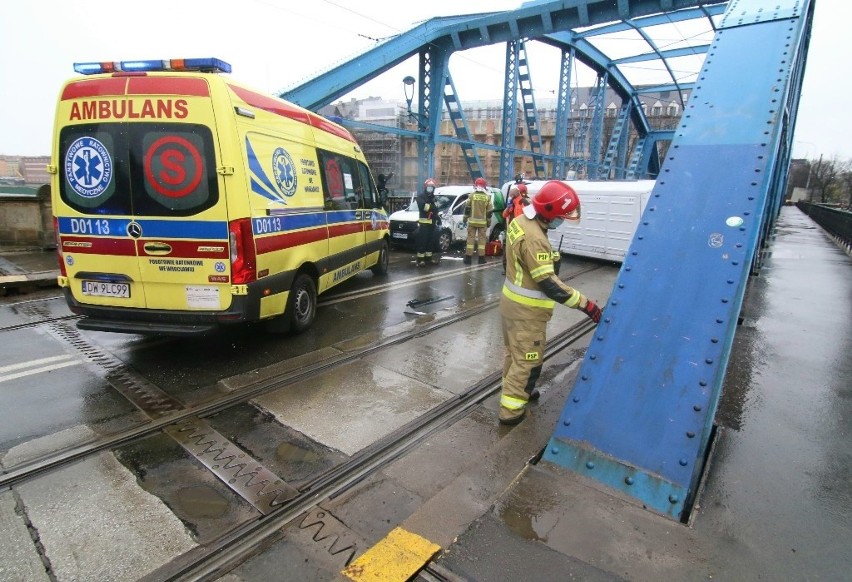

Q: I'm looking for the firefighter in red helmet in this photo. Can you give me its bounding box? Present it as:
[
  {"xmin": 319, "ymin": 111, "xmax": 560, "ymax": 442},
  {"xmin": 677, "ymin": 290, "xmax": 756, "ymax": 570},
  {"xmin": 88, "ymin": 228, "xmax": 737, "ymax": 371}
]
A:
[
  {"xmin": 499, "ymin": 180, "xmax": 602, "ymax": 425},
  {"xmin": 463, "ymin": 177, "xmax": 494, "ymax": 265}
]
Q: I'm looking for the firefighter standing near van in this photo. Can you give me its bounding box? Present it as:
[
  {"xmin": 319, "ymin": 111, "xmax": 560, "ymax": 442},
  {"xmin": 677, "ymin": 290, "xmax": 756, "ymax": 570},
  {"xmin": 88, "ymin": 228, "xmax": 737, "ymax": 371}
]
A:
[
  {"xmin": 502, "ymin": 183, "xmax": 530, "ymax": 223},
  {"xmin": 416, "ymin": 178, "xmax": 440, "ymax": 266},
  {"xmin": 501, "ymin": 183, "xmax": 530, "ymax": 274},
  {"xmin": 499, "ymin": 180, "xmax": 603, "ymax": 425},
  {"xmin": 463, "ymin": 177, "xmax": 494, "ymax": 265}
]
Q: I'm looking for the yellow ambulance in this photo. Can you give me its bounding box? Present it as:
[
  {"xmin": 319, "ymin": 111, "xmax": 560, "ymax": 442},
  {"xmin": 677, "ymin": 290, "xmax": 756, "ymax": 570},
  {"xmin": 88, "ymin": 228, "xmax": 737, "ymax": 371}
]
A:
[{"xmin": 50, "ymin": 58, "xmax": 389, "ymax": 335}]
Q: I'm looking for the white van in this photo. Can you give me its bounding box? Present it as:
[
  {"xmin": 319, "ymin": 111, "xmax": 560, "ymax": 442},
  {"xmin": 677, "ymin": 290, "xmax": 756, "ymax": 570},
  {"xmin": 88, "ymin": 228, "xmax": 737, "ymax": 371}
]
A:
[
  {"xmin": 502, "ymin": 179, "xmax": 656, "ymax": 262},
  {"xmin": 388, "ymin": 185, "xmax": 505, "ymax": 252}
]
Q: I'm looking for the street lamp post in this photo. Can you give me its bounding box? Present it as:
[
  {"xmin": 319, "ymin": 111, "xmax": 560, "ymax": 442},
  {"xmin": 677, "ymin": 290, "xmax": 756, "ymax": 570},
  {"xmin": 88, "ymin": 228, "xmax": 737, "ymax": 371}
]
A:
[
  {"xmin": 403, "ymin": 75, "xmax": 416, "ymax": 116},
  {"xmin": 401, "ymin": 75, "xmax": 433, "ymax": 189}
]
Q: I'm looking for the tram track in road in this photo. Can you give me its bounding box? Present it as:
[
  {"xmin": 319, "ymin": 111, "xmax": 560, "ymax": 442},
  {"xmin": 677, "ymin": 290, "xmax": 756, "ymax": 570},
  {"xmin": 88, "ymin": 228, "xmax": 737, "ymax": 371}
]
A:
[
  {"xmin": 150, "ymin": 317, "xmax": 598, "ymax": 582},
  {"xmin": 0, "ymin": 263, "xmax": 606, "ymax": 492},
  {"xmin": 0, "ymin": 261, "xmax": 494, "ymax": 333},
  {"xmin": 2, "ymin": 262, "xmax": 607, "ymax": 581}
]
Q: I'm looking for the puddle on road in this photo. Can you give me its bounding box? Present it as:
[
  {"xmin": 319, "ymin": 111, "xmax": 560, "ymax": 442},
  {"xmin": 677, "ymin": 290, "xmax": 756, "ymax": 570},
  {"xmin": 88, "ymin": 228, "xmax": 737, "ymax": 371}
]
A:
[
  {"xmin": 497, "ymin": 489, "xmax": 561, "ymax": 543},
  {"xmin": 276, "ymin": 441, "xmax": 321, "ymax": 465},
  {"xmin": 176, "ymin": 484, "xmax": 229, "ymax": 519}
]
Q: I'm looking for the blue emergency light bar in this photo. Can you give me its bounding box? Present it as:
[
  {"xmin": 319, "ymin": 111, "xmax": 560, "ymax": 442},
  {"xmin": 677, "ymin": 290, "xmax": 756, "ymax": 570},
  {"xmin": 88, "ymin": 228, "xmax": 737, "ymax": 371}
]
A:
[{"xmin": 73, "ymin": 58, "xmax": 232, "ymax": 75}]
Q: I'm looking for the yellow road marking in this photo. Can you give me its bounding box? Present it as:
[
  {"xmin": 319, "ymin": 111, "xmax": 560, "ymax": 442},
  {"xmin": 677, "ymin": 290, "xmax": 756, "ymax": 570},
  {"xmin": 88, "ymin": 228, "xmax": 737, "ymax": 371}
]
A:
[{"xmin": 341, "ymin": 527, "xmax": 440, "ymax": 581}]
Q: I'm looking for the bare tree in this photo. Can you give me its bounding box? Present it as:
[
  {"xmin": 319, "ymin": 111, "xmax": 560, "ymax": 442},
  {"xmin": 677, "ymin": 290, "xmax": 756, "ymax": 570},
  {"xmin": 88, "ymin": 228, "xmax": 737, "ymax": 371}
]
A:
[
  {"xmin": 808, "ymin": 155, "xmax": 843, "ymax": 203},
  {"xmin": 840, "ymin": 168, "xmax": 852, "ymax": 209}
]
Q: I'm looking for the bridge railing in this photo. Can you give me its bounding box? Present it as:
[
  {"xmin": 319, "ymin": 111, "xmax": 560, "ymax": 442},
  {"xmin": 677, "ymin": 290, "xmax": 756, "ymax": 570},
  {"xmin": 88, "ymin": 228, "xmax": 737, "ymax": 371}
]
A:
[{"xmin": 796, "ymin": 201, "xmax": 852, "ymax": 255}]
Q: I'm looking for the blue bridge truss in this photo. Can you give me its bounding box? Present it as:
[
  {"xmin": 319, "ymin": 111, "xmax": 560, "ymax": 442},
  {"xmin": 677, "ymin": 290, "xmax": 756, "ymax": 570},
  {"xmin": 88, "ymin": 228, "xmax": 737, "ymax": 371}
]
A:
[{"xmin": 281, "ymin": 0, "xmax": 815, "ymax": 522}]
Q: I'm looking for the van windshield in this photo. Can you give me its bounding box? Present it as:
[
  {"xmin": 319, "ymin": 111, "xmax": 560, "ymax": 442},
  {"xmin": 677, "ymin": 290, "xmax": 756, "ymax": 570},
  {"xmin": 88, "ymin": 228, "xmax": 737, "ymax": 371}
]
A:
[
  {"xmin": 408, "ymin": 194, "xmax": 454, "ymax": 212},
  {"xmin": 58, "ymin": 122, "xmax": 218, "ymax": 217}
]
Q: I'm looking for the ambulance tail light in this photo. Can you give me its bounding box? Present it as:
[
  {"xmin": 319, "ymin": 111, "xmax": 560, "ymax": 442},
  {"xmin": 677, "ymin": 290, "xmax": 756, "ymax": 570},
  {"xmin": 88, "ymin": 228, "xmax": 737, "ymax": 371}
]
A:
[
  {"xmin": 73, "ymin": 58, "xmax": 232, "ymax": 75},
  {"xmin": 229, "ymin": 219, "xmax": 256, "ymax": 284},
  {"xmin": 54, "ymin": 218, "xmax": 67, "ymax": 277}
]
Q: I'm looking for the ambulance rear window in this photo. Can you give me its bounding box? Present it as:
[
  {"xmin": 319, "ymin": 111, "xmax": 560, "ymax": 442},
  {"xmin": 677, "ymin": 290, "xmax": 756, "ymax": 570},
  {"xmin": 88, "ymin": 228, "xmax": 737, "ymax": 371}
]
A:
[{"xmin": 59, "ymin": 123, "xmax": 218, "ymax": 216}]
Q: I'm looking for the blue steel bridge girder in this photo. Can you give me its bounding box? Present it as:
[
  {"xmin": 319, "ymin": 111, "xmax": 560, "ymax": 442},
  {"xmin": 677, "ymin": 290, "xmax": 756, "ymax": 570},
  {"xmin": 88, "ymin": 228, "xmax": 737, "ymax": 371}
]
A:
[
  {"xmin": 517, "ymin": 41, "xmax": 547, "ymax": 179},
  {"xmin": 553, "ymin": 47, "xmax": 575, "ymax": 180},
  {"xmin": 587, "ymin": 72, "xmax": 608, "ymax": 179},
  {"xmin": 500, "ymin": 41, "xmax": 520, "ymax": 186},
  {"xmin": 280, "ymin": 1, "xmax": 728, "ymax": 182},
  {"xmin": 542, "ymin": 0, "xmax": 815, "ymax": 522},
  {"xmin": 442, "ymin": 73, "xmax": 485, "ymax": 180}
]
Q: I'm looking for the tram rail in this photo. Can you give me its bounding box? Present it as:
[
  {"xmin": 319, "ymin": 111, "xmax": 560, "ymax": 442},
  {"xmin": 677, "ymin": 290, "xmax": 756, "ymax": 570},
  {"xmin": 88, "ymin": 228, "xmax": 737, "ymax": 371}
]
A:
[
  {"xmin": 151, "ymin": 317, "xmax": 597, "ymax": 581},
  {"xmin": 0, "ymin": 264, "xmax": 605, "ymax": 490}
]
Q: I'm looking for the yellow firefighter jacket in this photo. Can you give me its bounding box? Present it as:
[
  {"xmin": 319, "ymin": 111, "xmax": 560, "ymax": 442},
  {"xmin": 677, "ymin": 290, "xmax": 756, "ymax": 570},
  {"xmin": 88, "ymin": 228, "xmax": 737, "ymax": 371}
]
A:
[
  {"xmin": 464, "ymin": 191, "xmax": 493, "ymax": 228},
  {"xmin": 500, "ymin": 213, "xmax": 585, "ymax": 322}
]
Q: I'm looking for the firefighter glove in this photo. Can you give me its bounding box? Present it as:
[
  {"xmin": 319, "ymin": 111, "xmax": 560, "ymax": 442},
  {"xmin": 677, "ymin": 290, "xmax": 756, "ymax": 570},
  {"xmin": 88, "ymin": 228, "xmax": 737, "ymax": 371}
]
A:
[{"xmin": 581, "ymin": 299, "xmax": 602, "ymax": 323}]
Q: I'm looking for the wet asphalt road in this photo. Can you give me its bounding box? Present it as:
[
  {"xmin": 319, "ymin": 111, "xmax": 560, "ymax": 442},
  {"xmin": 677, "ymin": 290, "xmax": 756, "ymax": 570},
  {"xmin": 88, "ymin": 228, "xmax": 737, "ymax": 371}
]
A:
[{"xmin": 1, "ymin": 208, "xmax": 850, "ymax": 581}]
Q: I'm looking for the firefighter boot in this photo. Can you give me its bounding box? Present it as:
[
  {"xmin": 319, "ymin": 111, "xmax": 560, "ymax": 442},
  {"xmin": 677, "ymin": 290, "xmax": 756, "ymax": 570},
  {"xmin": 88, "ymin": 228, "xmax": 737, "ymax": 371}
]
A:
[
  {"xmin": 498, "ymin": 408, "xmax": 528, "ymax": 426},
  {"xmin": 463, "ymin": 255, "xmax": 471, "ymax": 265},
  {"xmin": 478, "ymin": 256, "xmax": 486, "ymax": 265}
]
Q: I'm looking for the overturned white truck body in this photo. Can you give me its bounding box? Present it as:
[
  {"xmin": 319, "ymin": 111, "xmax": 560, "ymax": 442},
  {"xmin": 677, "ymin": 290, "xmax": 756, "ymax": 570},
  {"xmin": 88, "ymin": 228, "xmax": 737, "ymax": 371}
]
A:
[{"xmin": 503, "ymin": 179, "xmax": 656, "ymax": 263}]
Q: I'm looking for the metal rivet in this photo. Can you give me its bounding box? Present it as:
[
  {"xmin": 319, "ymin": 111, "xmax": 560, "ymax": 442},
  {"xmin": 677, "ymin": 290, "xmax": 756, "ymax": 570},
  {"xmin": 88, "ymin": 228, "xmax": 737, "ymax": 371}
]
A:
[
  {"xmin": 581, "ymin": 375, "xmax": 588, "ymax": 381},
  {"xmin": 699, "ymin": 380, "xmax": 707, "ymax": 387},
  {"xmin": 686, "ymin": 431, "xmax": 696, "ymax": 438},
  {"xmin": 586, "ymin": 461, "xmax": 595, "ymax": 469},
  {"xmin": 716, "ymin": 318, "xmax": 724, "ymax": 323},
  {"xmin": 619, "ymin": 283, "xmax": 625, "ymax": 288},
  {"xmin": 625, "ymin": 266, "xmax": 631, "ymax": 271},
  {"xmin": 625, "ymin": 476, "xmax": 634, "ymax": 485},
  {"xmin": 551, "ymin": 447, "xmax": 559, "ymax": 454},
  {"xmin": 732, "ymin": 261, "xmax": 739, "ymax": 266},
  {"xmin": 679, "ymin": 459, "xmax": 689, "ymax": 466},
  {"xmin": 604, "ymin": 318, "xmax": 611, "ymax": 323},
  {"xmin": 669, "ymin": 495, "xmax": 679, "ymax": 504},
  {"xmin": 590, "ymin": 354, "xmax": 597, "ymax": 360},
  {"xmin": 611, "ymin": 300, "xmax": 618, "ymax": 306},
  {"xmin": 573, "ymin": 396, "xmax": 581, "ymax": 402},
  {"xmin": 596, "ymin": 335, "xmax": 604, "ymax": 341},
  {"xmin": 563, "ymin": 419, "xmax": 571, "ymax": 426},
  {"xmin": 721, "ymin": 298, "xmax": 729, "ymax": 303},
  {"xmin": 706, "ymin": 358, "xmax": 713, "ymax": 364},
  {"xmin": 711, "ymin": 338, "xmax": 719, "ymax": 343},
  {"xmin": 694, "ymin": 405, "xmax": 703, "ymax": 412}
]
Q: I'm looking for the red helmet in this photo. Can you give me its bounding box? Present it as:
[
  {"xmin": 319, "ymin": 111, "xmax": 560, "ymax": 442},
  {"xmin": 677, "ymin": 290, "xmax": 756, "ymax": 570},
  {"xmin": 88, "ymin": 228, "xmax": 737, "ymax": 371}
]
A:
[
  {"xmin": 474, "ymin": 177, "xmax": 487, "ymax": 192},
  {"xmin": 424, "ymin": 178, "xmax": 436, "ymax": 194},
  {"xmin": 532, "ymin": 181, "xmax": 580, "ymax": 222}
]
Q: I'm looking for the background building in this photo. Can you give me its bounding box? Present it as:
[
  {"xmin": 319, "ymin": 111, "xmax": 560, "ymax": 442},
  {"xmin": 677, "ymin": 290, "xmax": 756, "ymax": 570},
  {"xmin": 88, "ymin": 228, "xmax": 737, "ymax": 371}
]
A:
[
  {"xmin": 327, "ymin": 86, "xmax": 686, "ymax": 196},
  {"xmin": 0, "ymin": 154, "xmax": 50, "ymax": 186}
]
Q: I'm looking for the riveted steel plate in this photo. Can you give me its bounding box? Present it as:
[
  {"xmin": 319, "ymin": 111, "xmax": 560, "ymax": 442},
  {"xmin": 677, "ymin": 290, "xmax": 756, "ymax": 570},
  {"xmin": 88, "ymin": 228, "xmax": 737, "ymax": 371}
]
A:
[{"xmin": 164, "ymin": 418, "xmax": 299, "ymax": 514}]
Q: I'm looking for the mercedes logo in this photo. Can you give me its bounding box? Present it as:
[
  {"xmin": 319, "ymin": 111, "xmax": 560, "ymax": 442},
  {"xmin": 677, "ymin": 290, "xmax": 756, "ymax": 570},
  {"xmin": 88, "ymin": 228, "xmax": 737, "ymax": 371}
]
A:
[{"xmin": 127, "ymin": 222, "xmax": 143, "ymax": 239}]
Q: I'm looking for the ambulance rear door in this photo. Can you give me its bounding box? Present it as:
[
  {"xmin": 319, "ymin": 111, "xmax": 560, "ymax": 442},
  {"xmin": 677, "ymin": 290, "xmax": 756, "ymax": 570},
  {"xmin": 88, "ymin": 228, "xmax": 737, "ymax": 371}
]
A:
[{"xmin": 56, "ymin": 74, "xmax": 231, "ymax": 314}]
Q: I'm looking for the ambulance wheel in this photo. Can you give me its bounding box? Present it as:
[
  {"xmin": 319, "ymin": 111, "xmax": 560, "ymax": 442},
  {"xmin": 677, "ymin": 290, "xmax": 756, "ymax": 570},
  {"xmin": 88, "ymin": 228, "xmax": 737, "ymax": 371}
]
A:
[
  {"xmin": 371, "ymin": 240, "xmax": 389, "ymax": 276},
  {"xmin": 288, "ymin": 273, "xmax": 317, "ymax": 333},
  {"xmin": 437, "ymin": 229, "xmax": 453, "ymax": 253}
]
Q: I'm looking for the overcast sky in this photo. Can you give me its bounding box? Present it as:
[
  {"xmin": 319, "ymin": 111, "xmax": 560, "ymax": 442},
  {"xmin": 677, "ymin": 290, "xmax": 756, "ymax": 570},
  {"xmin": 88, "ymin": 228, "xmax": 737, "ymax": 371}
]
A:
[{"xmin": 0, "ymin": 0, "xmax": 846, "ymax": 161}]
